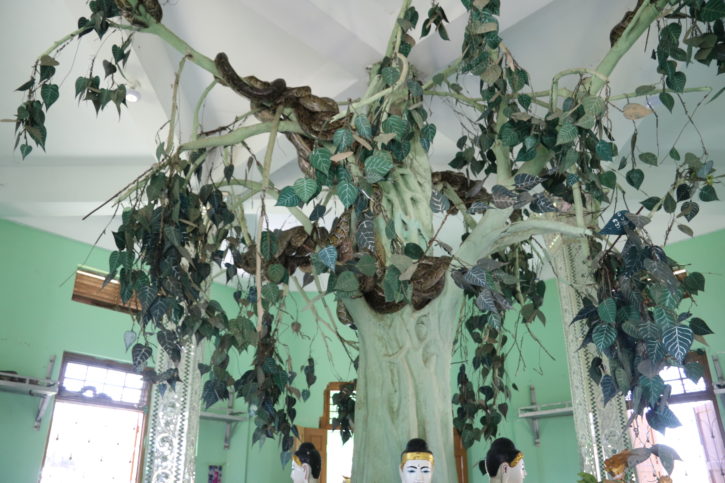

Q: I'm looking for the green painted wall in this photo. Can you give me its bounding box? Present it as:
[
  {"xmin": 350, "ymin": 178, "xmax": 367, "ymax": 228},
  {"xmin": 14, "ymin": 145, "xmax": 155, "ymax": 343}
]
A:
[
  {"xmin": 2, "ymin": 219, "xmax": 724, "ymax": 483},
  {"xmin": 0, "ymin": 219, "xmax": 135, "ymax": 483}
]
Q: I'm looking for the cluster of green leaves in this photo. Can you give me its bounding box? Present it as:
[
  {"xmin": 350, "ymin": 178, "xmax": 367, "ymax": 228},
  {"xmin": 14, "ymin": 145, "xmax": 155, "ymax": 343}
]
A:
[
  {"xmin": 107, "ymin": 148, "xmax": 320, "ymax": 463},
  {"xmin": 452, "ymin": 245, "xmax": 546, "ymax": 449},
  {"xmin": 331, "ymin": 381, "xmax": 356, "ymax": 444},
  {"xmin": 657, "ymin": 0, "xmax": 725, "ymax": 98},
  {"xmin": 575, "ymin": 211, "xmax": 711, "ymax": 434},
  {"xmin": 13, "ymin": 0, "xmax": 131, "ymax": 158},
  {"xmin": 639, "ymin": 149, "xmax": 718, "ymax": 237}
]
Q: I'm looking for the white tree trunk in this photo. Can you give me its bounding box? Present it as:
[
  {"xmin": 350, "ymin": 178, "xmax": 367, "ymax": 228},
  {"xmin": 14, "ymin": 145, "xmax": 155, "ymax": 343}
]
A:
[{"xmin": 344, "ymin": 284, "xmax": 463, "ymax": 483}]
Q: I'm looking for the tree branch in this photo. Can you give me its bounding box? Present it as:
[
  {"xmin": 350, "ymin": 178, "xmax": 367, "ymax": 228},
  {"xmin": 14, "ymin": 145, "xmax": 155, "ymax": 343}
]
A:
[
  {"xmin": 192, "ymin": 79, "xmax": 218, "ymax": 139},
  {"xmin": 456, "ymin": 209, "xmax": 590, "ymax": 265},
  {"xmin": 589, "ymin": 0, "xmax": 670, "ymax": 95},
  {"xmin": 146, "ymin": 23, "xmax": 220, "ymax": 77},
  {"xmin": 178, "ymin": 120, "xmax": 304, "ymax": 152}
]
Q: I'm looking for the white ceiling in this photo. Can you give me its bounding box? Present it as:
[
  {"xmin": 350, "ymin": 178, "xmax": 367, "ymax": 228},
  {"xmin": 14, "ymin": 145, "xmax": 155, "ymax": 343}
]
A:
[{"xmin": 1, "ymin": 0, "xmax": 723, "ymax": 255}]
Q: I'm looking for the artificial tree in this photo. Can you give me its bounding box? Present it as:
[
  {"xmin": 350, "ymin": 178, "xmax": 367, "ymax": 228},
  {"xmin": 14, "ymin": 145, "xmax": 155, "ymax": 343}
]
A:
[{"xmin": 11, "ymin": 0, "xmax": 723, "ymax": 481}]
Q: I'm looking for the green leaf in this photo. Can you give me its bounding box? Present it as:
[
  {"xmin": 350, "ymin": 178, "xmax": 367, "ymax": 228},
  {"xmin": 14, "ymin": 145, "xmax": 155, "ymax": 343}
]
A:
[
  {"xmin": 336, "ymin": 180, "xmax": 359, "ymax": 208},
  {"xmin": 660, "ymin": 23, "xmax": 682, "ymax": 52},
  {"xmin": 293, "ymin": 178, "xmax": 319, "ymax": 203},
  {"xmin": 582, "ymin": 96, "xmax": 605, "ymax": 116},
  {"xmin": 499, "ymin": 122, "xmax": 520, "ymax": 147},
  {"xmin": 700, "ymin": 0, "xmax": 725, "ymax": 21},
  {"xmin": 76, "ymin": 77, "xmax": 88, "ymax": 97},
  {"xmin": 635, "ymin": 85, "xmax": 656, "ymax": 96},
  {"xmin": 27, "ymin": 124, "xmax": 47, "ymax": 149},
  {"xmin": 356, "ymin": 254, "xmax": 377, "ymax": 277},
  {"xmin": 595, "ymin": 141, "xmax": 614, "ymax": 161},
  {"xmin": 39, "ymin": 65, "xmax": 56, "ymax": 82},
  {"xmin": 354, "ymin": 115, "xmax": 372, "ymax": 139},
  {"xmin": 684, "ymin": 272, "xmax": 705, "ymax": 292},
  {"xmin": 381, "ymin": 66, "xmax": 400, "ymax": 86},
  {"xmin": 131, "ymin": 343, "xmax": 152, "ymax": 368},
  {"xmin": 652, "ymin": 444, "xmax": 681, "ymax": 474},
  {"xmin": 626, "ymin": 169, "xmax": 644, "ymax": 189},
  {"xmin": 640, "ymin": 375, "xmax": 665, "ymax": 407},
  {"xmin": 593, "ymin": 323, "xmax": 617, "ymax": 351},
  {"xmin": 679, "ymin": 201, "xmax": 699, "ymax": 222},
  {"xmin": 663, "ymin": 193, "xmax": 676, "ymax": 213},
  {"xmin": 666, "ymin": 71, "xmax": 686, "ymax": 93},
  {"xmin": 699, "ymin": 185, "xmax": 718, "ymax": 202},
  {"xmin": 677, "ymin": 224, "xmax": 693, "ymax": 237},
  {"xmin": 333, "ymin": 128, "xmax": 353, "ymax": 151},
  {"xmin": 641, "ymin": 196, "xmax": 661, "ymax": 211},
  {"xmin": 659, "ymin": 92, "xmax": 675, "ymax": 112},
  {"xmin": 689, "ymin": 317, "xmax": 713, "ymax": 336},
  {"xmin": 601, "ymin": 375, "xmax": 617, "ymax": 404},
  {"xmin": 261, "ymin": 283, "xmax": 281, "ymax": 304},
  {"xmin": 364, "ymin": 150, "xmax": 394, "ymax": 181},
  {"xmin": 464, "ymin": 266, "xmax": 488, "ymax": 287},
  {"xmin": 639, "ymin": 152, "xmax": 658, "ymax": 166},
  {"xmin": 669, "ymin": 147, "xmax": 680, "ymax": 160},
  {"xmin": 597, "ymin": 298, "xmax": 617, "ymax": 324},
  {"xmin": 662, "ymin": 325, "xmax": 693, "ymax": 362},
  {"xmin": 415, "ymin": 123, "xmax": 435, "ymax": 144},
  {"xmin": 404, "ymin": 243, "xmax": 424, "ymax": 260},
  {"xmin": 575, "ymin": 113, "xmax": 596, "ymax": 130},
  {"xmin": 518, "ymin": 94, "xmax": 531, "ymax": 110},
  {"xmin": 309, "ymin": 147, "xmax": 332, "ymax": 175},
  {"xmin": 317, "ymin": 246, "xmax": 338, "ymax": 270},
  {"xmin": 684, "ymin": 361, "xmax": 704, "ymax": 384},
  {"xmin": 19, "ymin": 144, "xmax": 32, "ymax": 159},
  {"xmin": 41, "ymin": 83, "xmax": 60, "ymax": 110},
  {"xmin": 599, "ymin": 171, "xmax": 616, "ymax": 190},
  {"xmin": 276, "ymin": 186, "xmax": 301, "ymax": 207},
  {"xmin": 334, "ymin": 271, "xmax": 359, "ymax": 293},
  {"xmin": 266, "ymin": 264, "xmax": 286, "ymax": 283},
  {"xmin": 381, "ymin": 115, "xmax": 409, "ymax": 140},
  {"xmin": 103, "ymin": 59, "xmax": 117, "ymax": 78},
  {"xmin": 653, "ymin": 306, "xmax": 676, "ymax": 328},
  {"xmin": 647, "ymin": 408, "xmax": 681, "ymax": 436},
  {"xmin": 16, "ymin": 78, "xmax": 35, "ymax": 91},
  {"xmin": 556, "ymin": 122, "xmax": 578, "ymax": 145}
]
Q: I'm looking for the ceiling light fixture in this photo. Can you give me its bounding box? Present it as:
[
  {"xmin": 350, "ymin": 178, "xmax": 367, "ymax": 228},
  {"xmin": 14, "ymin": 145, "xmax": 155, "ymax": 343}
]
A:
[{"xmin": 126, "ymin": 88, "xmax": 141, "ymax": 103}]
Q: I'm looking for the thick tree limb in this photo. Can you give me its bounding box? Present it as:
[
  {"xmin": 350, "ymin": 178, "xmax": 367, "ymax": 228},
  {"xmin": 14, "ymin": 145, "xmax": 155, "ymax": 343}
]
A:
[
  {"xmin": 589, "ymin": 0, "xmax": 669, "ymax": 95},
  {"xmin": 456, "ymin": 209, "xmax": 589, "ymax": 266}
]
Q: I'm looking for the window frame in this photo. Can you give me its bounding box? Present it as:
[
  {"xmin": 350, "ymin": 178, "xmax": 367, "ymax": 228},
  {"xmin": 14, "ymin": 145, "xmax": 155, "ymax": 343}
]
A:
[{"xmin": 56, "ymin": 352, "xmax": 150, "ymax": 411}]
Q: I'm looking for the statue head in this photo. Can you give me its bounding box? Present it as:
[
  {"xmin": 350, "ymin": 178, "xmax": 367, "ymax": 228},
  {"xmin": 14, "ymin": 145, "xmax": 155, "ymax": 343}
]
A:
[
  {"xmin": 291, "ymin": 442, "xmax": 322, "ymax": 483},
  {"xmin": 481, "ymin": 437, "xmax": 526, "ymax": 483},
  {"xmin": 399, "ymin": 438, "xmax": 434, "ymax": 483}
]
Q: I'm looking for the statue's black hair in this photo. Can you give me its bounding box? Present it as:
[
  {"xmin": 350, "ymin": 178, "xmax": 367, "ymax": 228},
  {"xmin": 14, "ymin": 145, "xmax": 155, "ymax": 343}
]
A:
[
  {"xmin": 479, "ymin": 437, "xmax": 521, "ymax": 476},
  {"xmin": 295, "ymin": 442, "xmax": 322, "ymax": 478},
  {"xmin": 401, "ymin": 438, "xmax": 433, "ymax": 459}
]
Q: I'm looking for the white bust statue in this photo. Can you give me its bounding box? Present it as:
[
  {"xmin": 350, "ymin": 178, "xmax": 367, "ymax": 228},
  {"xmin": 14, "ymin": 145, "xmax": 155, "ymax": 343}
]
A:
[
  {"xmin": 291, "ymin": 442, "xmax": 321, "ymax": 483},
  {"xmin": 484, "ymin": 438, "xmax": 527, "ymax": 483},
  {"xmin": 399, "ymin": 438, "xmax": 434, "ymax": 483}
]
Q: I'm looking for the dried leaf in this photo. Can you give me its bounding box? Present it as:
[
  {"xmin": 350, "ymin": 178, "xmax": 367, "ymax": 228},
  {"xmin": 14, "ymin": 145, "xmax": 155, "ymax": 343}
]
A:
[
  {"xmin": 623, "ymin": 103, "xmax": 653, "ymax": 120},
  {"xmin": 330, "ymin": 151, "xmax": 353, "ymax": 162},
  {"xmin": 353, "ymin": 133, "xmax": 372, "ymax": 151}
]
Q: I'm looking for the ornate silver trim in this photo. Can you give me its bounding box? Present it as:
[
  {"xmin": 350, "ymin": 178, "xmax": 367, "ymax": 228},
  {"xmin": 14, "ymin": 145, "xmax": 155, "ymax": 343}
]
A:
[{"xmin": 142, "ymin": 342, "xmax": 202, "ymax": 483}]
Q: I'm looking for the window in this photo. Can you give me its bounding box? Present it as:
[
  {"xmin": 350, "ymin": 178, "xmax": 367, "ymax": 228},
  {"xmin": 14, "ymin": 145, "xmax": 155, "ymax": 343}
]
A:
[
  {"xmin": 40, "ymin": 353, "xmax": 150, "ymax": 483},
  {"xmin": 630, "ymin": 351, "xmax": 725, "ymax": 483}
]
